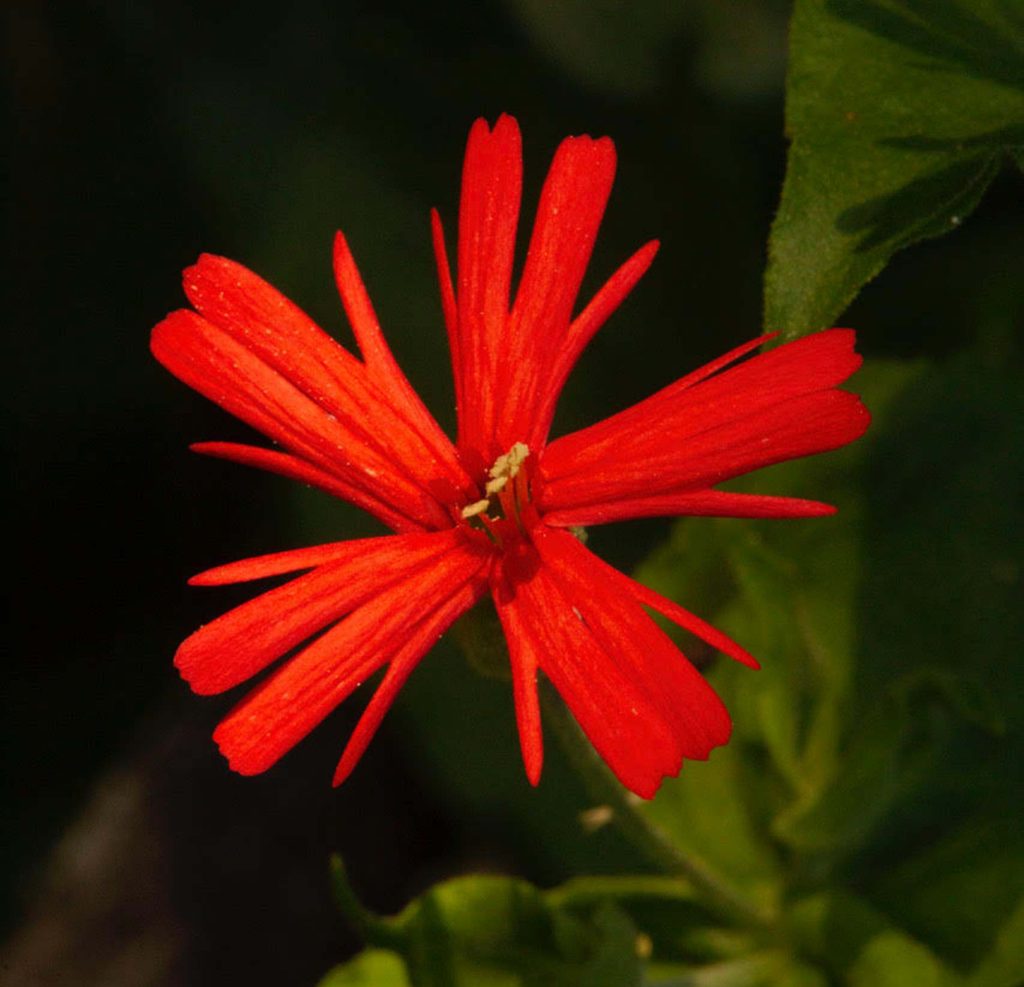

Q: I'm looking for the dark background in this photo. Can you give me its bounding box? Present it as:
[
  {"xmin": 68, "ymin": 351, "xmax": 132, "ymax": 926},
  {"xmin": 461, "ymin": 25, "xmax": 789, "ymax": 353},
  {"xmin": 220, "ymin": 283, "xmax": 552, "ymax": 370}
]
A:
[{"xmin": 4, "ymin": 2, "xmax": 1021, "ymax": 984}]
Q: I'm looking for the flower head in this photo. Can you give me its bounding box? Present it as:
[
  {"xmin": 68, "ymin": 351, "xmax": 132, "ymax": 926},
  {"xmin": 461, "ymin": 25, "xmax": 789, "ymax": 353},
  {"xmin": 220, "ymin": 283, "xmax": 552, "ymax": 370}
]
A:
[{"xmin": 151, "ymin": 114, "xmax": 869, "ymax": 798}]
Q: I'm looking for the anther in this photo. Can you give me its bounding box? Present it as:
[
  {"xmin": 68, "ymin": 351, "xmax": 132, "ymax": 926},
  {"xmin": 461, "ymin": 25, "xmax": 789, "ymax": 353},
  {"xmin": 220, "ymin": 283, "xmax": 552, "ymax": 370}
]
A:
[{"xmin": 459, "ymin": 442, "xmax": 531, "ymax": 524}]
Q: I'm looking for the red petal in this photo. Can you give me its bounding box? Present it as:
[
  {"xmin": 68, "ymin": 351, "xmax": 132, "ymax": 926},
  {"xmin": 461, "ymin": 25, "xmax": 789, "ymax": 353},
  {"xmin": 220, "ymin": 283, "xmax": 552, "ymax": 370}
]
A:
[
  {"xmin": 544, "ymin": 389, "xmax": 869, "ymax": 512},
  {"xmin": 190, "ymin": 441, "xmax": 424, "ymax": 534},
  {"xmin": 490, "ymin": 568, "xmax": 544, "ymax": 786},
  {"xmin": 532, "ymin": 527, "xmax": 733, "ymax": 756},
  {"xmin": 179, "ymin": 253, "xmax": 465, "ymax": 504},
  {"xmin": 332, "ymin": 577, "xmax": 486, "ymax": 786},
  {"xmin": 332, "ymin": 232, "xmax": 470, "ymax": 496},
  {"xmin": 530, "ymin": 240, "xmax": 659, "ymax": 447},
  {"xmin": 176, "ymin": 530, "xmax": 469, "ymax": 695},
  {"xmin": 541, "ymin": 330, "xmax": 869, "ymax": 515},
  {"xmin": 578, "ymin": 548, "xmax": 760, "ymax": 670},
  {"xmin": 213, "ymin": 537, "xmax": 490, "ymax": 776},
  {"xmin": 498, "ymin": 134, "xmax": 617, "ymax": 455},
  {"xmin": 189, "ymin": 536, "xmax": 383, "ymax": 587},
  {"xmin": 494, "ymin": 525, "xmax": 733, "ymax": 799},
  {"xmin": 151, "ymin": 309, "xmax": 450, "ymax": 530},
  {"xmin": 455, "ymin": 115, "xmax": 522, "ymax": 459},
  {"xmin": 431, "ymin": 208, "xmax": 461, "ymax": 424},
  {"xmin": 494, "ymin": 546, "xmax": 679, "ymax": 798},
  {"xmin": 544, "ymin": 490, "xmax": 835, "ymax": 527},
  {"xmin": 545, "ymin": 329, "xmax": 860, "ymax": 472}
]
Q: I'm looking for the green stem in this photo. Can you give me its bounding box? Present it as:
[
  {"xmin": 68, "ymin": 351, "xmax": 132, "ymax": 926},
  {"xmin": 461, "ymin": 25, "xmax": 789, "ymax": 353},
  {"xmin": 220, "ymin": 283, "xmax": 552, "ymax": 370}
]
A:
[
  {"xmin": 540, "ymin": 681, "xmax": 775, "ymax": 930},
  {"xmin": 329, "ymin": 855, "xmax": 406, "ymax": 950}
]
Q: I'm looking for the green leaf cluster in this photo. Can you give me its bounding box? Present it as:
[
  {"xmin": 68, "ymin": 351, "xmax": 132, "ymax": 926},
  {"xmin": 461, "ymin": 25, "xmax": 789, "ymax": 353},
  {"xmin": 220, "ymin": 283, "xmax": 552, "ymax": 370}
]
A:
[{"xmin": 320, "ymin": 859, "xmax": 651, "ymax": 986}]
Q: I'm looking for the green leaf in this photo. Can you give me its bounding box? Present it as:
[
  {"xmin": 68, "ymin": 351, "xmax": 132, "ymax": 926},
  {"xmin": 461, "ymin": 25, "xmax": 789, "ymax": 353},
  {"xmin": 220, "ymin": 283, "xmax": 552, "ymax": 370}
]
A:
[
  {"xmin": 847, "ymin": 931, "xmax": 964, "ymax": 987},
  {"xmin": 766, "ymin": 0, "xmax": 1024, "ymax": 335},
  {"xmin": 787, "ymin": 890, "xmax": 894, "ymax": 974},
  {"xmin": 637, "ymin": 740, "xmax": 783, "ymax": 918},
  {"xmin": 318, "ymin": 950, "xmax": 411, "ymax": 987},
  {"xmin": 854, "ymin": 352, "xmax": 1024, "ymax": 721},
  {"xmin": 870, "ymin": 819, "xmax": 1024, "ymax": 971}
]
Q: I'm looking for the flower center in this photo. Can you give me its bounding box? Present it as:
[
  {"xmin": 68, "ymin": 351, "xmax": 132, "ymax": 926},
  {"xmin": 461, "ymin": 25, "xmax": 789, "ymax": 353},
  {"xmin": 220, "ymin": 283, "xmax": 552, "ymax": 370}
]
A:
[{"xmin": 461, "ymin": 442, "xmax": 532, "ymax": 536}]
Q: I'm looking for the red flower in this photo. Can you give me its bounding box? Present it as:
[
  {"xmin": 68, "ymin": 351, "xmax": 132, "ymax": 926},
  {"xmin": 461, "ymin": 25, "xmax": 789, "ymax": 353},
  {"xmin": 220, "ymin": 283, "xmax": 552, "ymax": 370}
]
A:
[{"xmin": 151, "ymin": 115, "xmax": 869, "ymax": 798}]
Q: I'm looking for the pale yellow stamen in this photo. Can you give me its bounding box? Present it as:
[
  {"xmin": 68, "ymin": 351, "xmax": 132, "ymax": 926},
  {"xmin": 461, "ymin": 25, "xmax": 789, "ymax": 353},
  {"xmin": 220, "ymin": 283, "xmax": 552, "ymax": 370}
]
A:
[
  {"xmin": 484, "ymin": 475, "xmax": 508, "ymax": 497},
  {"xmin": 460, "ymin": 442, "xmax": 531, "ymax": 521},
  {"xmin": 460, "ymin": 498, "xmax": 491, "ymax": 519},
  {"xmin": 489, "ymin": 441, "xmax": 530, "ymax": 482}
]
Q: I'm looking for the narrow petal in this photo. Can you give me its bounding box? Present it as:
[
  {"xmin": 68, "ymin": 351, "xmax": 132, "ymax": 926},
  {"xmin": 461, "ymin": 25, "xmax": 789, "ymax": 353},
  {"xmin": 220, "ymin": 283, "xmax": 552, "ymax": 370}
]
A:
[
  {"xmin": 490, "ymin": 568, "xmax": 543, "ymax": 786},
  {"xmin": 332, "ymin": 232, "xmax": 470, "ymax": 495},
  {"xmin": 498, "ymin": 134, "xmax": 617, "ymax": 454},
  {"xmin": 332, "ymin": 578, "xmax": 486, "ymax": 786},
  {"xmin": 530, "ymin": 240, "xmax": 660, "ymax": 446},
  {"xmin": 431, "ymin": 208, "xmax": 461, "ymax": 422},
  {"xmin": 544, "ymin": 329, "xmax": 861, "ymax": 474},
  {"xmin": 213, "ymin": 538, "xmax": 490, "ymax": 776},
  {"xmin": 577, "ymin": 547, "xmax": 760, "ymax": 670},
  {"xmin": 494, "ymin": 546, "xmax": 680, "ymax": 798},
  {"xmin": 532, "ymin": 527, "xmax": 733, "ymax": 757},
  {"xmin": 151, "ymin": 309, "xmax": 450, "ymax": 530},
  {"xmin": 493, "ymin": 523, "xmax": 733, "ymax": 799},
  {"xmin": 541, "ymin": 330, "xmax": 869, "ymax": 516},
  {"xmin": 176, "ymin": 530, "xmax": 468, "ymax": 695},
  {"xmin": 183, "ymin": 254, "xmax": 400, "ymax": 457},
  {"xmin": 544, "ymin": 490, "xmax": 835, "ymax": 527},
  {"xmin": 191, "ymin": 441, "xmax": 424, "ymax": 535},
  {"xmin": 181, "ymin": 253, "xmax": 466, "ymax": 504},
  {"xmin": 189, "ymin": 537, "xmax": 383, "ymax": 587},
  {"xmin": 456, "ymin": 114, "xmax": 522, "ymax": 459},
  {"xmin": 543, "ymin": 389, "xmax": 869, "ymax": 513}
]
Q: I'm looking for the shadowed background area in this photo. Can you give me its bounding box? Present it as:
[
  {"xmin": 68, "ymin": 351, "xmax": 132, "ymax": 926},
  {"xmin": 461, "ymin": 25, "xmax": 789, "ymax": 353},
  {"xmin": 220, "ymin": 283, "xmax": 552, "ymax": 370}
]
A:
[{"xmin": 4, "ymin": 1, "xmax": 1022, "ymax": 985}]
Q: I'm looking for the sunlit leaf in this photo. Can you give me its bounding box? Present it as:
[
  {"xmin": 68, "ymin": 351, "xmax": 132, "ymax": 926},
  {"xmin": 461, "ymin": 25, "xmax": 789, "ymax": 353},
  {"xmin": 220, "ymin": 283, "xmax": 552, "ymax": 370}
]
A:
[
  {"xmin": 332, "ymin": 862, "xmax": 645, "ymax": 987},
  {"xmin": 318, "ymin": 949, "xmax": 410, "ymax": 986},
  {"xmin": 637, "ymin": 741, "xmax": 783, "ymax": 917},
  {"xmin": 847, "ymin": 931, "xmax": 964, "ymax": 987}
]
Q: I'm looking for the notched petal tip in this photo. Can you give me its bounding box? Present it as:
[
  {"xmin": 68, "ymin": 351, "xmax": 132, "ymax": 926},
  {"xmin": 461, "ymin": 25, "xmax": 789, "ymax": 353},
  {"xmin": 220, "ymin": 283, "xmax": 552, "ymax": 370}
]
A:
[
  {"xmin": 212, "ymin": 721, "xmax": 268, "ymax": 777},
  {"xmin": 149, "ymin": 308, "xmax": 198, "ymax": 358},
  {"xmin": 181, "ymin": 252, "xmax": 235, "ymax": 297},
  {"xmin": 632, "ymin": 776, "xmax": 663, "ymax": 801},
  {"xmin": 467, "ymin": 112, "xmax": 522, "ymax": 153},
  {"xmin": 173, "ymin": 641, "xmax": 224, "ymax": 697}
]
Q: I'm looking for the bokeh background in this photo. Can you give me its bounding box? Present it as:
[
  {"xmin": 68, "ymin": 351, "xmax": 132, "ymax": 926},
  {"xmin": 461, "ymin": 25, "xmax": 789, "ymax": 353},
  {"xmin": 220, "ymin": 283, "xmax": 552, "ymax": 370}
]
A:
[{"xmin": 4, "ymin": 2, "xmax": 1022, "ymax": 985}]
